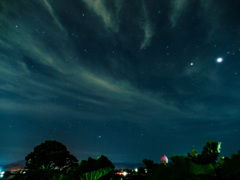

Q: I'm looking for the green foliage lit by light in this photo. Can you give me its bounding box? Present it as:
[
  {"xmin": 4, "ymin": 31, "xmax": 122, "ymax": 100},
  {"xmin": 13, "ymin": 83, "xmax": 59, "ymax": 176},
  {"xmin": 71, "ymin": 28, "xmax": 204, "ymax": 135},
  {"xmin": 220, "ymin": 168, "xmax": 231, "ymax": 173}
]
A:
[
  {"xmin": 79, "ymin": 167, "xmax": 112, "ymax": 180},
  {"xmin": 71, "ymin": 155, "xmax": 115, "ymax": 180},
  {"xmin": 188, "ymin": 161, "xmax": 215, "ymax": 176}
]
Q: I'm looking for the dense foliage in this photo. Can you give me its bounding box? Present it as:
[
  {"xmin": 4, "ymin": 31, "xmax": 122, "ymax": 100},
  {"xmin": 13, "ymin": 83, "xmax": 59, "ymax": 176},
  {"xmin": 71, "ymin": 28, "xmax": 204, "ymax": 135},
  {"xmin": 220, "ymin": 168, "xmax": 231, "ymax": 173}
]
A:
[{"xmin": 143, "ymin": 140, "xmax": 240, "ymax": 180}]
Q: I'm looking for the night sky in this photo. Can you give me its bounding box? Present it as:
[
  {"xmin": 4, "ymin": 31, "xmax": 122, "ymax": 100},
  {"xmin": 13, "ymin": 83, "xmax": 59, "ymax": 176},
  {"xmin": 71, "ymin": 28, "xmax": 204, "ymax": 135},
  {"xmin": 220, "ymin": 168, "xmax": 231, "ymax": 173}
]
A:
[{"xmin": 1, "ymin": 0, "xmax": 240, "ymax": 165}]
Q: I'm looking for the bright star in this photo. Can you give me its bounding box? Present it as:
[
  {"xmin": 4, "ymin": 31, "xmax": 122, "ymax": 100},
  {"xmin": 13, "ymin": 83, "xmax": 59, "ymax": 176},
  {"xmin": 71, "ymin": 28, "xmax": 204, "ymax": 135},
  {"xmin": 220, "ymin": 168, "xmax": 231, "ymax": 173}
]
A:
[{"xmin": 217, "ymin": 57, "xmax": 223, "ymax": 63}]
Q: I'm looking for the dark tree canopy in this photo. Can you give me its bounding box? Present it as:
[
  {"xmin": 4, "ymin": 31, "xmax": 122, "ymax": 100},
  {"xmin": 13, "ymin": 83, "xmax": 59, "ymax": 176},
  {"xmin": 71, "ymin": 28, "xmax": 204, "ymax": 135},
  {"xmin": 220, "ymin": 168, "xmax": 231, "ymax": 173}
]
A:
[
  {"xmin": 71, "ymin": 155, "xmax": 115, "ymax": 179},
  {"xmin": 188, "ymin": 140, "xmax": 222, "ymax": 165},
  {"xmin": 77, "ymin": 155, "xmax": 114, "ymax": 173},
  {"xmin": 25, "ymin": 140, "xmax": 78, "ymax": 171}
]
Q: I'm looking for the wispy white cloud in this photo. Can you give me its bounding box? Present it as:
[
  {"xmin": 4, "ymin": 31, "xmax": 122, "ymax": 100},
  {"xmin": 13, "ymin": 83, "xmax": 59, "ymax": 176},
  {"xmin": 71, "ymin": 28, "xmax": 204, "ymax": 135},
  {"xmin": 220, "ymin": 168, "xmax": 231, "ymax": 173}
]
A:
[
  {"xmin": 42, "ymin": 0, "xmax": 65, "ymax": 32},
  {"xmin": 0, "ymin": 18, "xmax": 182, "ymax": 123},
  {"xmin": 0, "ymin": 26, "xmax": 176, "ymax": 125},
  {"xmin": 199, "ymin": 0, "xmax": 225, "ymax": 42},
  {"xmin": 170, "ymin": 0, "xmax": 189, "ymax": 27},
  {"xmin": 1, "ymin": 21, "xmax": 237, "ymax": 126},
  {"xmin": 0, "ymin": 0, "xmax": 238, "ymax": 129},
  {"xmin": 140, "ymin": 21, "xmax": 154, "ymax": 49},
  {"xmin": 140, "ymin": 0, "xmax": 154, "ymax": 49},
  {"xmin": 82, "ymin": 0, "xmax": 122, "ymax": 32}
]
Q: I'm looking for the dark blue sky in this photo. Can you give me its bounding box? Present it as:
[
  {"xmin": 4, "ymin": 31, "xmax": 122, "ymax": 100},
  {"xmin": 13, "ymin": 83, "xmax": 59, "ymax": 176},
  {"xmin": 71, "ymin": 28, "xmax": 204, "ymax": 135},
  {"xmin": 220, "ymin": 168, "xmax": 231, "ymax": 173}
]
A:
[{"xmin": 1, "ymin": 0, "xmax": 240, "ymax": 165}]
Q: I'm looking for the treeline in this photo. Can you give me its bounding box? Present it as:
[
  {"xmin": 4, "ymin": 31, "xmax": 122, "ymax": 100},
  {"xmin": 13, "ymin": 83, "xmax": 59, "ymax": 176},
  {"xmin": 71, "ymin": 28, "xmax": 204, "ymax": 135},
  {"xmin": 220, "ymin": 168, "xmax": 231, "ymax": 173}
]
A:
[
  {"xmin": 5, "ymin": 140, "xmax": 115, "ymax": 180},
  {"xmin": 144, "ymin": 140, "xmax": 240, "ymax": 180},
  {"xmin": 3, "ymin": 140, "xmax": 240, "ymax": 180}
]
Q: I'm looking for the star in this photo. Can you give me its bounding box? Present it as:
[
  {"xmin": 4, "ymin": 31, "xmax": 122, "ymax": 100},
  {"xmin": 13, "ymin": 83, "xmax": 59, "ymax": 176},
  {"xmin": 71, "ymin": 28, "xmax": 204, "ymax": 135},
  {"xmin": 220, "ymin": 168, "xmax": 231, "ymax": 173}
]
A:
[{"xmin": 216, "ymin": 57, "xmax": 223, "ymax": 63}]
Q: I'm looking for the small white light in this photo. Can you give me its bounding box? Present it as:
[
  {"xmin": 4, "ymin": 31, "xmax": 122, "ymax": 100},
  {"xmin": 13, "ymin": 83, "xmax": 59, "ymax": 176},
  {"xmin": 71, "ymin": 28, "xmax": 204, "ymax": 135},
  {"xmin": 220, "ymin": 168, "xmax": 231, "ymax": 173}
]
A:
[
  {"xmin": 190, "ymin": 62, "xmax": 194, "ymax": 66},
  {"xmin": 0, "ymin": 171, "xmax": 5, "ymax": 178},
  {"xmin": 123, "ymin": 171, "xmax": 128, "ymax": 176},
  {"xmin": 217, "ymin": 57, "xmax": 223, "ymax": 63}
]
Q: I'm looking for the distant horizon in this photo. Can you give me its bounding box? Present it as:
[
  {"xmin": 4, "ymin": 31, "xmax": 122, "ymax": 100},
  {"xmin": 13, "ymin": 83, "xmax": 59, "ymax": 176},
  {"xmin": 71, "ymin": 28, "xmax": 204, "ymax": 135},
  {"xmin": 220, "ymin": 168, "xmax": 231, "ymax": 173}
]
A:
[{"xmin": 1, "ymin": 144, "xmax": 239, "ymax": 166}]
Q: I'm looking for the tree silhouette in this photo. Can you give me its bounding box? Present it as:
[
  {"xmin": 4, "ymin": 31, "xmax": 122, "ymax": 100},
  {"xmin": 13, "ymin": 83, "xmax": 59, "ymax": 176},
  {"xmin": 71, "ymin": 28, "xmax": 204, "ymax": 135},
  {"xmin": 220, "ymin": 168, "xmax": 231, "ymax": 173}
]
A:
[
  {"xmin": 25, "ymin": 140, "xmax": 78, "ymax": 172},
  {"xmin": 70, "ymin": 155, "xmax": 115, "ymax": 180}
]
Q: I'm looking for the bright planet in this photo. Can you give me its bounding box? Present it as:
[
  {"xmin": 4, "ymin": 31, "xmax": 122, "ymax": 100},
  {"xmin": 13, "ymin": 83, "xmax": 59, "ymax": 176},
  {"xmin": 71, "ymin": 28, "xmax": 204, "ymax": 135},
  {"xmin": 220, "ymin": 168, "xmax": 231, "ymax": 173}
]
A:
[{"xmin": 217, "ymin": 57, "xmax": 223, "ymax": 63}]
